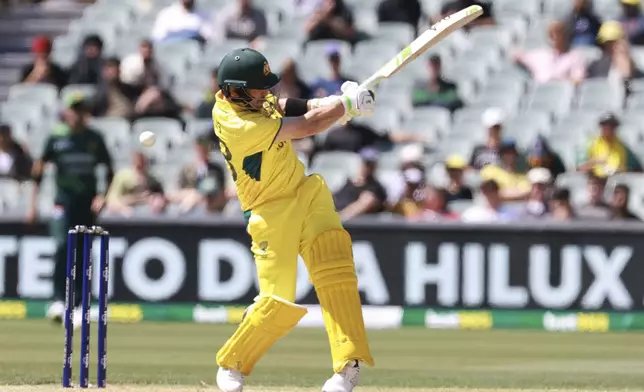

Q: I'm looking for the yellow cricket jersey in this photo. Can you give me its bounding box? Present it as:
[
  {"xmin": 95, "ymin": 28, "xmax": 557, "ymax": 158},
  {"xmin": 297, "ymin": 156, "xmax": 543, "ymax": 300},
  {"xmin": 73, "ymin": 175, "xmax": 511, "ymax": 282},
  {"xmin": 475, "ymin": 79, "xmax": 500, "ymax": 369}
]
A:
[
  {"xmin": 212, "ymin": 91, "xmax": 306, "ymax": 211},
  {"xmin": 586, "ymin": 136, "xmax": 628, "ymax": 176}
]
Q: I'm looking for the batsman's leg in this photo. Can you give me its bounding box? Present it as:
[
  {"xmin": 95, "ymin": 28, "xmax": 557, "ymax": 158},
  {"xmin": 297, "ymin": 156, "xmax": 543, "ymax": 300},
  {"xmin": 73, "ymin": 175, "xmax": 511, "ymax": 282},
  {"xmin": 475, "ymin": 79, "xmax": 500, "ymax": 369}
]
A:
[
  {"xmin": 216, "ymin": 207, "xmax": 305, "ymax": 392},
  {"xmin": 300, "ymin": 175, "xmax": 374, "ymax": 392}
]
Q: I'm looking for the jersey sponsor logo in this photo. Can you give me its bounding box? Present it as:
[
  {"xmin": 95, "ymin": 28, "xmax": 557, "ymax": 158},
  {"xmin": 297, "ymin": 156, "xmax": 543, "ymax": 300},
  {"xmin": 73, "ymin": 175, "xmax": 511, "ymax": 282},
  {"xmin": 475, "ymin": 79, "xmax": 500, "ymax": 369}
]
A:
[{"xmin": 53, "ymin": 138, "xmax": 72, "ymax": 151}]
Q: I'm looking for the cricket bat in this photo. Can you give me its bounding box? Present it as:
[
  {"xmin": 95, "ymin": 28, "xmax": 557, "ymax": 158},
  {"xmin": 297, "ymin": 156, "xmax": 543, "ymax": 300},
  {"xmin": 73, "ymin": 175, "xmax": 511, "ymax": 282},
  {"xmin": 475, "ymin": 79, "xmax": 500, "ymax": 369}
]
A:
[{"xmin": 360, "ymin": 5, "xmax": 484, "ymax": 90}]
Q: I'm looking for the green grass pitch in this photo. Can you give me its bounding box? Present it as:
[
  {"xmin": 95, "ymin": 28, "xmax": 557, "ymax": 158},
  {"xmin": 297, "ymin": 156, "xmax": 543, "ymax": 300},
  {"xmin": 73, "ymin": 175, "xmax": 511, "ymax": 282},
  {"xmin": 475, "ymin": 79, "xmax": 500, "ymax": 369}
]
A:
[{"xmin": 0, "ymin": 320, "xmax": 643, "ymax": 391}]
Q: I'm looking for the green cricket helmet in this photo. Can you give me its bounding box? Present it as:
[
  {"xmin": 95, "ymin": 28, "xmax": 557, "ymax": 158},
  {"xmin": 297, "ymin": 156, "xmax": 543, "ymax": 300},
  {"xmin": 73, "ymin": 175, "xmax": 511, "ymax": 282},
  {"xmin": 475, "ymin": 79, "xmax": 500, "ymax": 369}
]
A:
[{"xmin": 218, "ymin": 48, "xmax": 280, "ymax": 93}]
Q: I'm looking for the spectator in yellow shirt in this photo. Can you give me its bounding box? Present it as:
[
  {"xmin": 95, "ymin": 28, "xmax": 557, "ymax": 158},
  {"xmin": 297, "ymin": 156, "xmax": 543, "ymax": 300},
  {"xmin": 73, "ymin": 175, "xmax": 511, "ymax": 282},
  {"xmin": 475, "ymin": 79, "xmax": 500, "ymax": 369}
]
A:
[
  {"xmin": 577, "ymin": 112, "xmax": 642, "ymax": 176},
  {"xmin": 480, "ymin": 140, "xmax": 531, "ymax": 201}
]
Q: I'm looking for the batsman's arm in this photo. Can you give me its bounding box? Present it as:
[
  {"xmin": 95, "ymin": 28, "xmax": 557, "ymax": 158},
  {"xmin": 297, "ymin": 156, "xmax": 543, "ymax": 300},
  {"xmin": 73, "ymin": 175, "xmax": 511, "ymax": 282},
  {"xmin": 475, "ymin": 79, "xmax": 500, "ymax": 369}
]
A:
[{"xmin": 273, "ymin": 100, "xmax": 345, "ymax": 143}]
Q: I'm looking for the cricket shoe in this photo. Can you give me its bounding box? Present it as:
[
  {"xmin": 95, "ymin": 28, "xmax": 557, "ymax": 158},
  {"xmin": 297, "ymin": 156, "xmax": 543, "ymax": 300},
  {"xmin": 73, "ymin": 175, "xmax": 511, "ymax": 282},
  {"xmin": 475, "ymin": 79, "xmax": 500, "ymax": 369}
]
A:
[
  {"xmin": 322, "ymin": 360, "xmax": 360, "ymax": 392},
  {"xmin": 46, "ymin": 301, "xmax": 65, "ymax": 324},
  {"xmin": 217, "ymin": 367, "xmax": 244, "ymax": 392}
]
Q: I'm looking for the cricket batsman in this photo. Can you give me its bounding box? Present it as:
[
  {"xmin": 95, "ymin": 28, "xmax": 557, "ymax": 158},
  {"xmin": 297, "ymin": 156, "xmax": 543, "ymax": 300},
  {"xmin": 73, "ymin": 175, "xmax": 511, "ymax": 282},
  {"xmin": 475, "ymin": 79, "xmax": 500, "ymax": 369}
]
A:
[{"xmin": 212, "ymin": 48, "xmax": 375, "ymax": 392}]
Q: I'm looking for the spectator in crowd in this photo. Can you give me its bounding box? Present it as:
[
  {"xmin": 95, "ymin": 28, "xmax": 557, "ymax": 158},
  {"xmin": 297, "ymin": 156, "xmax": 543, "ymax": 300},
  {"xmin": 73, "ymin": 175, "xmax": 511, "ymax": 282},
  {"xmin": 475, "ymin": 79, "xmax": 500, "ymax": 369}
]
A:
[
  {"xmin": 480, "ymin": 140, "xmax": 531, "ymax": 201},
  {"xmin": 469, "ymin": 107, "xmax": 505, "ymax": 170},
  {"xmin": 391, "ymin": 166, "xmax": 426, "ymax": 219},
  {"xmin": 412, "ymin": 55, "xmax": 463, "ymax": 111},
  {"xmin": 610, "ymin": 183, "xmax": 641, "ymax": 221},
  {"xmin": 333, "ymin": 148, "xmax": 387, "ymax": 220},
  {"xmin": 170, "ymin": 135, "xmax": 228, "ymax": 213},
  {"xmin": 526, "ymin": 135, "xmax": 567, "ymax": 179},
  {"xmin": 620, "ymin": 0, "xmax": 644, "ymax": 45},
  {"xmin": 0, "ymin": 123, "xmax": 32, "ymax": 182},
  {"xmin": 588, "ymin": 21, "xmax": 644, "ymax": 83},
  {"xmin": 274, "ymin": 59, "xmax": 311, "ymax": 100},
  {"xmin": 577, "ymin": 112, "xmax": 642, "ymax": 176},
  {"xmin": 547, "ymin": 188, "xmax": 575, "ymax": 221},
  {"xmin": 20, "ymin": 36, "xmax": 67, "ymax": 90},
  {"xmin": 310, "ymin": 45, "xmax": 352, "ymax": 97},
  {"xmin": 444, "ymin": 155, "xmax": 473, "ymax": 201},
  {"xmin": 306, "ymin": 0, "xmax": 364, "ymax": 44},
  {"xmin": 461, "ymin": 179, "xmax": 516, "ymax": 222},
  {"xmin": 377, "ymin": 0, "xmax": 422, "ymax": 33},
  {"xmin": 575, "ymin": 173, "xmax": 611, "ymax": 220},
  {"xmin": 317, "ymin": 119, "xmax": 425, "ymax": 153},
  {"xmin": 151, "ymin": 0, "xmax": 212, "ymax": 44},
  {"xmin": 521, "ymin": 168, "xmax": 553, "ymax": 219},
  {"xmin": 92, "ymin": 58, "xmax": 139, "ymax": 118},
  {"xmin": 295, "ymin": 0, "xmax": 324, "ymax": 17},
  {"xmin": 381, "ymin": 143, "xmax": 424, "ymax": 207},
  {"xmin": 513, "ymin": 20, "xmax": 586, "ymax": 84},
  {"xmin": 213, "ymin": 0, "xmax": 268, "ymax": 45},
  {"xmin": 179, "ymin": 176, "xmax": 229, "ymax": 215},
  {"xmin": 29, "ymin": 95, "xmax": 113, "ymax": 323},
  {"xmin": 94, "ymin": 58, "xmax": 181, "ymax": 121},
  {"xmin": 106, "ymin": 151, "xmax": 166, "ymax": 216},
  {"xmin": 120, "ymin": 40, "xmax": 162, "ymax": 89},
  {"xmin": 67, "ymin": 35, "xmax": 104, "ymax": 85},
  {"xmin": 412, "ymin": 186, "xmax": 460, "ymax": 222},
  {"xmin": 567, "ymin": 0, "xmax": 601, "ymax": 47},
  {"xmin": 195, "ymin": 68, "xmax": 219, "ymax": 118}
]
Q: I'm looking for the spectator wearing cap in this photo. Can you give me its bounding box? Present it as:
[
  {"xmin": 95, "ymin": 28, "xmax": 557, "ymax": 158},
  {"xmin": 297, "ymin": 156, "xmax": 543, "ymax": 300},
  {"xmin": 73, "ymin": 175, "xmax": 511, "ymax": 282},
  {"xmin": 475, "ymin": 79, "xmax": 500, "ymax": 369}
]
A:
[
  {"xmin": 468, "ymin": 107, "xmax": 505, "ymax": 170},
  {"xmin": 0, "ymin": 123, "xmax": 32, "ymax": 182},
  {"xmin": 444, "ymin": 155, "xmax": 473, "ymax": 202},
  {"xmin": 212, "ymin": 0, "xmax": 268, "ymax": 45},
  {"xmin": 546, "ymin": 188, "xmax": 575, "ymax": 221},
  {"xmin": 620, "ymin": 0, "xmax": 644, "ymax": 45},
  {"xmin": 588, "ymin": 21, "xmax": 644, "ymax": 83},
  {"xmin": 151, "ymin": 0, "xmax": 212, "ymax": 44},
  {"xmin": 195, "ymin": 68, "xmax": 220, "ymax": 119},
  {"xmin": 68, "ymin": 34, "xmax": 105, "ymax": 85},
  {"xmin": 610, "ymin": 183, "xmax": 641, "ymax": 221},
  {"xmin": 20, "ymin": 35, "xmax": 68, "ymax": 90},
  {"xmin": 391, "ymin": 166, "xmax": 426, "ymax": 219},
  {"xmin": 310, "ymin": 44, "xmax": 354, "ymax": 98},
  {"xmin": 513, "ymin": 20, "xmax": 586, "ymax": 85},
  {"xmin": 526, "ymin": 135, "xmax": 567, "ymax": 179},
  {"xmin": 377, "ymin": 0, "xmax": 422, "ymax": 34},
  {"xmin": 521, "ymin": 168, "xmax": 553, "ymax": 219},
  {"xmin": 333, "ymin": 148, "xmax": 388, "ymax": 220},
  {"xmin": 461, "ymin": 179, "xmax": 516, "ymax": 223},
  {"xmin": 412, "ymin": 186, "xmax": 460, "ymax": 222},
  {"xmin": 577, "ymin": 112, "xmax": 642, "ymax": 176},
  {"xmin": 566, "ymin": 0, "xmax": 601, "ymax": 47},
  {"xmin": 575, "ymin": 173, "xmax": 611, "ymax": 221},
  {"xmin": 412, "ymin": 55, "xmax": 463, "ymax": 112},
  {"xmin": 382, "ymin": 144, "xmax": 424, "ymax": 207},
  {"xmin": 480, "ymin": 139, "xmax": 531, "ymax": 201}
]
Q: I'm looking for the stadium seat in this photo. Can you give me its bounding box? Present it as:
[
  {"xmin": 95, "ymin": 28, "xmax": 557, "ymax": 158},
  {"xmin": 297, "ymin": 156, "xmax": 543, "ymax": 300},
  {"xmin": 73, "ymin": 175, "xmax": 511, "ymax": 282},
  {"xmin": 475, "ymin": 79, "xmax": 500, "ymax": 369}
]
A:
[
  {"xmin": 51, "ymin": 35, "xmax": 80, "ymax": 68},
  {"xmin": 310, "ymin": 151, "xmax": 361, "ymax": 173},
  {"xmin": 402, "ymin": 118, "xmax": 440, "ymax": 144},
  {"xmin": 90, "ymin": 117, "xmax": 131, "ymax": 145},
  {"xmin": 305, "ymin": 39, "xmax": 352, "ymax": 61},
  {"xmin": 410, "ymin": 106, "xmax": 451, "ymax": 136},
  {"xmin": 354, "ymin": 9, "xmax": 379, "ymax": 35},
  {"xmin": 61, "ymin": 84, "xmax": 98, "ymax": 104},
  {"xmin": 543, "ymin": 0, "xmax": 574, "ymax": 18},
  {"xmin": 0, "ymin": 100, "xmax": 46, "ymax": 129},
  {"xmin": 202, "ymin": 39, "xmax": 250, "ymax": 68},
  {"xmin": 8, "ymin": 83, "xmax": 58, "ymax": 112},
  {"xmin": 372, "ymin": 22, "xmax": 415, "ymax": 47},
  {"xmin": 525, "ymin": 81, "xmax": 574, "ymax": 119},
  {"xmin": 261, "ymin": 38, "xmax": 302, "ymax": 72},
  {"xmin": 493, "ymin": 0, "xmax": 541, "ymax": 18},
  {"xmin": 132, "ymin": 118, "xmax": 185, "ymax": 146},
  {"xmin": 468, "ymin": 26, "xmax": 514, "ymax": 53},
  {"xmin": 577, "ymin": 78, "xmax": 625, "ymax": 111},
  {"xmin": 352, "ymin": 107, "xmax": 401, "ymax": 135},
  {"xmin": 453, "ymin": 107, "xmax": 489, "ymax": 126},
  {"xmin": 186, "ymin": 118, "xmax": 214, "ymax": 138}
]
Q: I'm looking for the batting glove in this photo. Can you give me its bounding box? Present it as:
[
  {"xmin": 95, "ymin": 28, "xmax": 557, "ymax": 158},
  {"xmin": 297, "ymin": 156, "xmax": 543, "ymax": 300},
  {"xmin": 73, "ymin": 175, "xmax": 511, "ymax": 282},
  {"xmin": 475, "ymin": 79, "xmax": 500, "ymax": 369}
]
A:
[{"xmin": 338, "ymin": 81, "xmax": 375, "ymax": 124}]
